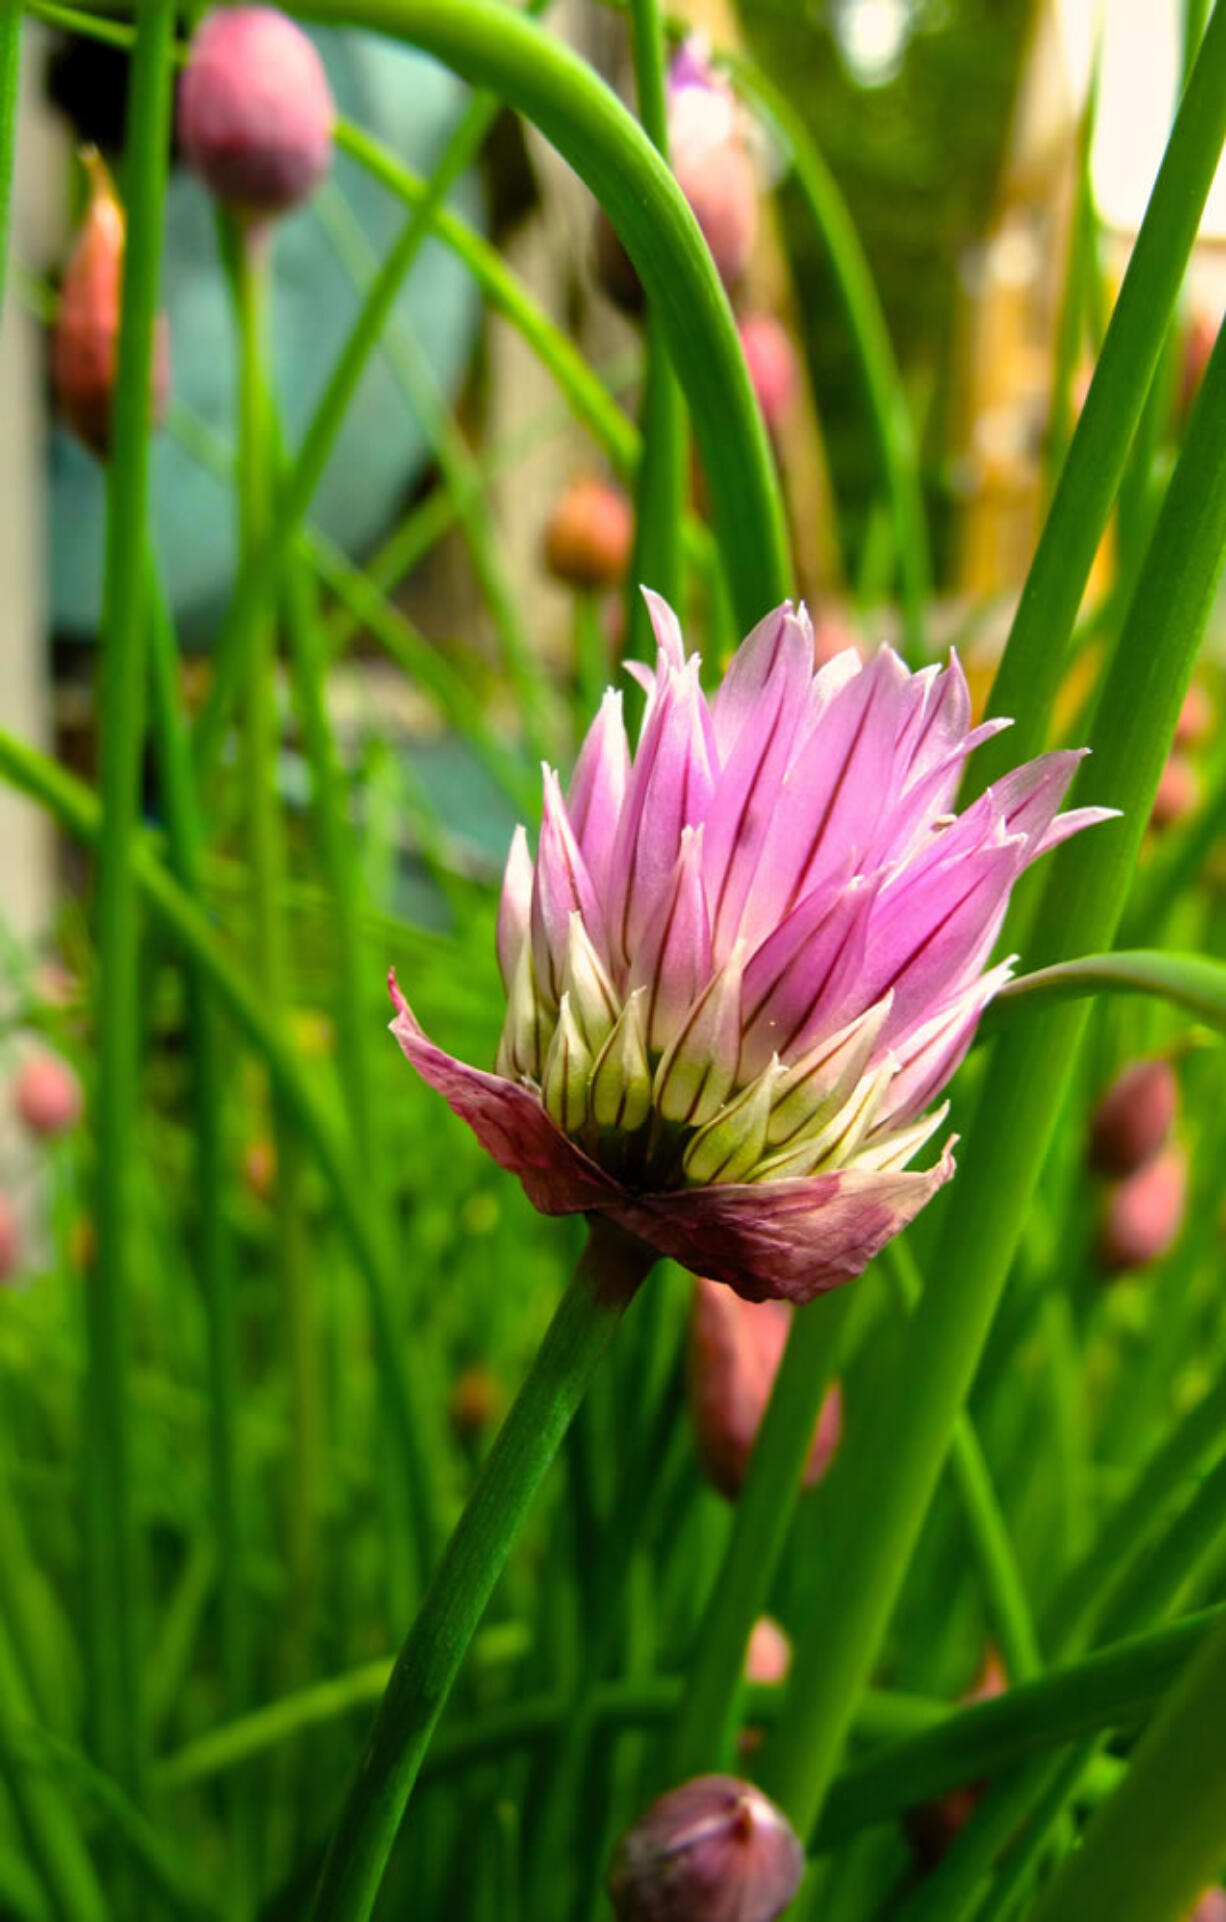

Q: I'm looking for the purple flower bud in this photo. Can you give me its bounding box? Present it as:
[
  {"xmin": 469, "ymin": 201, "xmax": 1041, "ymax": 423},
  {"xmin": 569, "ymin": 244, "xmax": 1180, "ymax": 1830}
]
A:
[
  {"xmin": 690, "ymin": 1277, "xmax": 842, "ymax": 1499},
  {"xmin": 13, "ymin": 1053, "xmax": 83, "ymax": 1140},
  {"xmin": 1088, "ymin": 1058, "xmax": 1177, "ymax": 1178},
  {"xmin": 0, "ymin": 1194, "xmax": 19, "ymax": 1285},
  {"xmin": 608, "ymin": 1775, "xmax": 805, "ymax": 1922},
  {"xmin": 53, "ymin": 152, "xmax": 170, "ymax": 459},
  {"xmin": 179, "ymin": 8, "xmax": 335, "ymax": 219},
  {"xmin": 1099, "ymin": 1146, "xmax": 1188, "ymax": 1274},
  {"xmin": 390, "ymin": 593, "xmax": 1111, "ymax": 1305}
]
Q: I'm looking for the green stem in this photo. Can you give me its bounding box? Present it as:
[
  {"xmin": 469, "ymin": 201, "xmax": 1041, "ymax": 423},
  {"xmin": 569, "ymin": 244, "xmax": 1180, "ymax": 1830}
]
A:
[
  {"xmin": 0, "ymin": 1617, "xmax": 108, "ymax": 1922},
  {"xmin": 234, "ymin": 226, "xmax": 318, "ymax": 1649},
  {"xmin": 666, "ymin": 1287, "xmax": 853, "ymax": 1780},
  {"xmin": 285, "ymin": 0, "xmax": 791, "ymax": 625},
  {"xmin": 145, "ymin": 568, "xmax": 253, "ymax": 1913},
  {"xmin": 1029, "ymin": 1613, "xmax": 1226, "ymax": 1922},
  {"xmin": 761, "ymin": 287, "xmax": 1226, "ymax": 1844},
  {"xmin": 885, "ymin": 1241, "xmax": 1042, "ymax": 1683},
  {"xmin": 0, "ymin": 7, "xmax": 21, "ymax": 325},
  {"xmin": 0, "ymin": 723, "xmax": 445, "ymax": 1580},
  {"xmin": 191, "ymin": 0, "xmax": 553, "ymax": 783},
  {"xmin": 966, "ymin": 3, "xmax": 1226, "ymax": 798},
  {"xmin": 84, "ymin": 0, "xmax": 174, "ymax": 1819},
  {"xmin": 623, "ymin": 0, "xmax": 687, "ymax": 666},
  {"xmin": 308, "ymin": 1221, "xmax": 654, "ymax": 1922},
  {"xmin": 727, "ymin": 53, "xmax": 929, "ymax": 660}
]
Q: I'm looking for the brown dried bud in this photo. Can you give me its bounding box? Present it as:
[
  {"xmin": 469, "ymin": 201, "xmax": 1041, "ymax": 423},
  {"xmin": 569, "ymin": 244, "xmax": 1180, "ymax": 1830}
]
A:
[
  {"xmin": 242, "ymin": 1137, "xmax": 277, "ymax": 1204},
  {"xmin": 1088, "ymin": 1058, "xmax": 1177, "ymax": 1178},
  {"xmin": 1150, "ymin": 755, "xmax": 1202, "ymax": 831},
  {"xmin": 179, "ymin": 8, "xmax": 335, "ymax": 219},
  {"xmin": 608, "ymin": 1775, "xmax": 805, "ymax": 1922},
  {"xmin": 0, "ymin": 1195, "xmax": 20, "ymax": 1284},
  {"xmin": 53, "ymin": 152, "xmax": 170, "ymax": 459},
  {"xmin": 689, "ymin": 1276, "xmax": 842, "ymax": 1501},
  {"xmin": 448, "ymin": 1364, "xmax": 504, "ymax": 1443},
  {"xmin": 544, "ymin": 478, "xmax": 634, "ymax": 591},
  {"xmin": 1099, "ymin": 1146, "xmax": 1187, "ymax": 1274},
  {"xmin": 738, "ymin": 315, "xmax": 799, "ymax": 435}
]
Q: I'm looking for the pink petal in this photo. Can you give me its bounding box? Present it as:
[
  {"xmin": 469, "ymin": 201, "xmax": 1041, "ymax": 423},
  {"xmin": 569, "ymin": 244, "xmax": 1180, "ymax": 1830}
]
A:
[
  {"xmin": 873, "ymin": 958, "xmax": 1015, "ymax": 1126},
  {"xmin": 531, "ymin": 768, "xmax": 607, "ymax": 1003},
  {"xmin": 642, "ymin": 586, "xmax": 688, "ymax": 673},
  {"xmin": 709, "ymin": 602, "xmax": 815, "ymax": 763},
  {"xmin": 599, "ymin": 1141, "xmax": 956, "ymax": 1303},
  {"xmin": 739, "ymin": 872, "xmax": 875, "ymax": 1077},
  {"xmin": 496, "ymin": 824, "xmax": 534, "ymax": 991},
  {"xmin": 629, "ymin": 825, "xmax": 713, "ymax": 1052},
  {"xmin": 567, "ymin": 689, "xmax": 630, "ymax": 895},
  {"xmin": 607, "ymin": 656, "xmax": 716, "ymax": 975},
  {"xmin": 389, "ymin": 978, "xmax": 617, "ymax": 1215}
]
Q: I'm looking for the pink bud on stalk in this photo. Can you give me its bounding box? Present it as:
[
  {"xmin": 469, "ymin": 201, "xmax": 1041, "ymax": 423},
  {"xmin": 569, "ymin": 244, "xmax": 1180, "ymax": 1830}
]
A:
[
  {"xmin": 738, "ymin": 315, "xmax": 798, "ymax": 434},
  {"xmin": 1088, "ymin": 1058, "xmax": 1177, "ymax": 1179},
  {"xmin": 744, "ymin": 1615, "xmax": 792, "ymax": 1686},
  {"xmin": 689, "ymin": 1276, "xmax": 841, "ymax": 1498},
  {"xmin": 52, "ymin": 152, "xmax": 170, "ymax": 459},
  {"xmin": 544, "ymin": 478, "xmax": 635, "ymax": 591},
  {"xmin": 1150, "ymin": 755, "xmax": 1202, "ymax": 831},
  {"xmin": 390, "ymin": 593, "xmax": 1112, "ymax": 1304},
  {"xmin": 1099, "ymin": 1145, "xmax": 1188, "ymax": 1274},
  {"xmin": 13, "ymin": 1053, "xmax": 83, "ymax": 1140},
  {"xmin": 0, "ymin": 1195, "xmax": 19, "ymax": 1284},
  {"xmin": 1189, "ymin": 1892, "xmax": 1226, "ymax": 1922},
  {"xmin": 608, "ymin": 1775, "xmax": 805, "ymax": 1922},
  {"xmin": 179, "ymin": 8, "xmax": 335, "ymax": 219}
]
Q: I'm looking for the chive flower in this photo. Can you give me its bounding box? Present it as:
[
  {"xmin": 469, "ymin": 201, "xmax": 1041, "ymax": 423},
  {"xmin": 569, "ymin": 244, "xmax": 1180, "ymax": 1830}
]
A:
[{"xmin": 391, "ymin": 595, "xmax": 1110, "ymax": 1303}]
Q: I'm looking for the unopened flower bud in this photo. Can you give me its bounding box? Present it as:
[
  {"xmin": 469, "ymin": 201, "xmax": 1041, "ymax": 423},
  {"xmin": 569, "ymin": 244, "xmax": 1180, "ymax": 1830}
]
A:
[
  {"xmin": 0, "ymin": 1195, "xmax": 19, "ymax": 1284},
  {"xmin": 544, "ymin": 478, "xmax": 634, "ymax": 591},
  {"xmin": 690, "ymin": 1276, "xmax": 842, "ymax": 1499},
  {"xmin": 13, "ymin": 1053, "xmax": 83, "ymax": 1139},
  {"xmin": 1175, "ymin": 684, "xmax": 1213, "ymax": 749},
  {"xmin": 608, "ymin": 1774, "xmax": 805, "ymax": 1922},
  {"xmin": 668, "ymin": 43, "xmax": 758, "ymax": 291},
  {"xmin": 744, "ymin": 1615, "xmax": 791, "ymax": 1686},
  {"xmin": 53, "ymin": 152, "xmax": 170, "ymax": 459},
  {"xmin": 683, "ymin": 1059, "xmax": 781, "ymax": 1185},
  {"xmin": 541, "ymin": 993, "xmax": 594, "ymax": 1135},
  {"xmin": 1189, "ymin": 1891, "xmax": 1226, "ymax": 1922},
  {"xmin": 1150, "ymin": 755, "xmax": 1202, "ymax": 831},
  {"xmin": 1099, "ymin": 1145, "xmax": 1187, "ymax": 1274},
  {"xmin": 738, "ymin": 315, "xmax": 798, "ymax": 434},
  {"xmin": 590, "ymin": 989, "xmax": 652, "ymax": 1134},
  {"xmin": 179, "ymin": 8, "xmax": 335, "ymax": 219},
  {"xmin": 1088, "ymin": 1058, "xmax": 1177, "ymax": 1178}
]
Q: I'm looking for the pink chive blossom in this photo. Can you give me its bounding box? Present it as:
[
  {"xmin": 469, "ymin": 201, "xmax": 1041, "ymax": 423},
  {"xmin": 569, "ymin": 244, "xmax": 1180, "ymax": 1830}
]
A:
[{"xmin": 389, "ymin": 593, "xmax": 1113, "ymax": 1304}]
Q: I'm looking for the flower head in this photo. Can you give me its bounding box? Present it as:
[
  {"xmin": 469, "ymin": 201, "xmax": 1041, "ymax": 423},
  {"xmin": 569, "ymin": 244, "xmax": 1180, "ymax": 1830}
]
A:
[
  {"xmin": 53, "ymin": 151, "xmax": 170, "ymax": 459},
  {"xmin": 608, "ymin": 1774, "xmax": 804, "ymax": 1922},
  {"xmin": 391, "ymin": 594, "xmax": 1111, "ymax": 1303},
  {"xmin": 179, "ymin": 7, "xmax": 334, "ymax": 220}
]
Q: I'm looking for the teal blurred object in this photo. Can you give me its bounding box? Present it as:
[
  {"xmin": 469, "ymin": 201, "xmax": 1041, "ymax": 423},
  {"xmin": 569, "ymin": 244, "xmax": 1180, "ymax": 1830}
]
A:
[{"xmin": 48, "ymin": 27, "xmax": 486, "ymax": 643}]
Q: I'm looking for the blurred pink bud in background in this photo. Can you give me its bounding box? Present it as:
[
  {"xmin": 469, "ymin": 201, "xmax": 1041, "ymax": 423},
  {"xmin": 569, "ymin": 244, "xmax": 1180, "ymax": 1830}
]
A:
[
  {"xmin": 689, "ymin": 1276, "xmax": 841, "ymax": 1499},
  {"xmin": 738, "ymin": 315, "xmax": 799, "ymax": 434},
  {"xmin": 1099, "ymin": 1145, "xmax": 1187, "ymax": 1274},
  {"xmin": 1088, "ymin": 1058, "xmax": 1177, "ymax": 1178},
  {"xmin": 14, "ymin": 1053, "xmax": 83, "ymax": 1140},
  {"xmin": 544, "ymin": 478, "xmax": 635, "ymax": 591},
  {"xmin": 0, "ymin": 1196, "xmax": 19, "ymax": 1284}
]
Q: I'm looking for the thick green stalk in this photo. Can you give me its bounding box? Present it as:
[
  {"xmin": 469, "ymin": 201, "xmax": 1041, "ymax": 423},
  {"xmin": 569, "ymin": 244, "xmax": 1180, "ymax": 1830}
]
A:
[
  {"xmin": 623, "ymin": 0, "xmax": 686, "ymax": 666},
  {"xmin": 727, "ymin": 54, "xmax": 929, "ymax": 659},
  {"xmin": 0, "ymin": 7, "xmax": 20, "ymax": 324},
  {"xmin": 285, "ymin": 0, "xmax": 790, "ymax": 629},
  {"xmin": 84, "ymin": 0, "xmax": 174, "ymax": 1813},
  {"xmin": 666, "ymin": 1287, "xmax": 853, "ymax": 1780},
  {"xmin": 762, "ymin": 306, "xmax": 1226, "ymax": 1842},
  {"xmin": 145, "ymin": 572, "xmax": 253, "ymax": 1914},
  {"xmin": 308, "ymin": 1221, "xmax": 654, "ymax": 1922},
  {"xmin": 0, "ymin": 1619, "xmax": 108, "ymax": 1922},
  {"xmin": 1030, "ymin": 1613, "xmax": 1226, "ymax": 1922},
  {"xmin": 985, "ymin": 949, "xmax": 1226, "ymax": 1037},
  {"xmin": 966, "ymin": 4, "xmax": 1226, "ymax": 797},
  {"xmin": 234, "ymin": 230, "xmax": 319, "ymax": 1648},
  {"xmin": 0, "ymin": 724, "xmax": 444, "ymax": 1575},
  {"xmin": 311, "ymin": 181, "xmax": 555, "ymax": 762}
]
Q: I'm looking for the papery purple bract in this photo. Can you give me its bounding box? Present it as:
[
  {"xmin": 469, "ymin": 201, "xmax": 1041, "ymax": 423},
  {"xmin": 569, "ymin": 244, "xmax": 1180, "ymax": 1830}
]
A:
[{"xmin": 391, "ymin": 594, "xmax": 1113, "ymax": 1303}]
